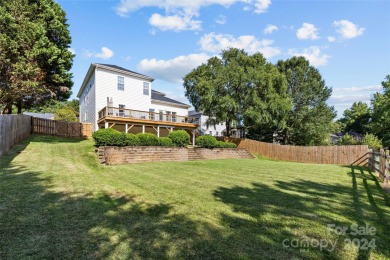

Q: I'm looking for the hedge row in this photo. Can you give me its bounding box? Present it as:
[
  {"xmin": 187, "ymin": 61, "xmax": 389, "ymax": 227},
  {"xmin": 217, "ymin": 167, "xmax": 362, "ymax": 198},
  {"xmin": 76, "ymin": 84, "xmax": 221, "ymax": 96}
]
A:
[
  {"xmin": 196, "ymin": 135, "xmax": 237, "ymax": 148},
  {"xmin": 92, "ymin": 128, "xmax": 189, "ymax": 147},
  {"xmin": 93, "ymin": 129, "xmax": 237, "ymax": 148}
]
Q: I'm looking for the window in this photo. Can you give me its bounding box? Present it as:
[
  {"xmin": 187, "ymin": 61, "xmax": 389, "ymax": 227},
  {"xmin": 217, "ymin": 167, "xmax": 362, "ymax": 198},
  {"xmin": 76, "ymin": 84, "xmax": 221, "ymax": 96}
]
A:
[
  {"xmin": 216, "ymin": 131, "xmax": 219, "ymax": 136},
  {"xmin": 118, "ymin": 104, "xmax": 125, "ymax": 117},
  {"xmin": 118, "ymin": 76, "xmax": 124, "ymax": 91},
  {"xmin": 209, "ymin": 131, "xmax": 212, "ymax": 135},
  {"xmin": 159, "ymin": 110, "xmax": 163, "ymax": 121},
  {"xmin": 143, "ymin": 82, "xmax": 149, "ymax": 95},
  {"xmin": 149, "ymin": 108, "xmax": 155, "ymax": 120},
  {"xmin": 166, "ymin": 111, "xmax": 171, "ymax": 121},
  {"xmin": 172, "ymin": 112, "xmax": 176, "ymax": 122}
]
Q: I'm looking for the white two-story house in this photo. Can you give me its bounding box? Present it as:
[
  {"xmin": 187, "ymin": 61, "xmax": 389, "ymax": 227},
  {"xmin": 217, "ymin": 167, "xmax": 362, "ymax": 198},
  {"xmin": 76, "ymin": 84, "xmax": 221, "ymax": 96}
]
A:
[{"xmin": 77, "ymin": 64, "xmax": 199, "ymax": 143}]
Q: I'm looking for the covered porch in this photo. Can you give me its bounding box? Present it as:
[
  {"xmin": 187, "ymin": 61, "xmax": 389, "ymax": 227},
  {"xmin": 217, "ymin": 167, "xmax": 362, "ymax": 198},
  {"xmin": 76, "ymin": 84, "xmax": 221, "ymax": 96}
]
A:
[{"xmin": 97, "ymin": 106, "xmax": 199, "ymax": 144}]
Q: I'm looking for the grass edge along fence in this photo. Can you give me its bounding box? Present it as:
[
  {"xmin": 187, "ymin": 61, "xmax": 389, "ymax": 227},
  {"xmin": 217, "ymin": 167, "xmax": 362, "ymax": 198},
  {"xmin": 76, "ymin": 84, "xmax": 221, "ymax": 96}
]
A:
[
  {"xmin": 0, "ymin": 114, "xmax": 32, "ymax": 157},
  {"xmin": 32, "ymin": 117, "xmax": 92, "ymax": 138},
  {"xmin": 368, "ymin": 148, "xmax": 390, "ymax": 189},
  {"xmin": 0, "ymin": 115, "xmax": 92, "ymax": 158},
  {"xmin": 218, "ymin": 137, "xmax": 369, "ymax": 165}
]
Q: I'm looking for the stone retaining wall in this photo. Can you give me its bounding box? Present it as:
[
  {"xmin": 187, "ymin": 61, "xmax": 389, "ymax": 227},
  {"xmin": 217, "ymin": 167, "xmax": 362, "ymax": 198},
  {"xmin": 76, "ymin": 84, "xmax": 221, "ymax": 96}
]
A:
[{"xmin": 98, "ymin": 146, "xmax": 254, "ymax": 165}]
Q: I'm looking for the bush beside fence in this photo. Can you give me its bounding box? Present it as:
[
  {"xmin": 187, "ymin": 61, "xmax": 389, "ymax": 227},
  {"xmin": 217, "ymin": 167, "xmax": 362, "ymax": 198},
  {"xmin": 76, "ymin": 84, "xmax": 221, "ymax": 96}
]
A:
[{"xmin": 0, "ymin": 115, "xmax": 32, "ymax": 157}]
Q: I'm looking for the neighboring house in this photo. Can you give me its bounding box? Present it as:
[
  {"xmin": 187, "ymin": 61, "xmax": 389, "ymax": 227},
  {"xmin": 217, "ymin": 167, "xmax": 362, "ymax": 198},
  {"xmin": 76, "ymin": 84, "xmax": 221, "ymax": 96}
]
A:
[
  {"xmin": 189, "ymin": 110, "xmax": 226, "ymax": 137},
  {"xmin": 77, "ymin": 63, "xmax": 199, "ymax": 143},
  {"xmin": 23, "ymin": 112, "xmax": 54, "ymax": 120},
  {"xmin": 188, "ymin": 110, "xmax": 246, "ymax": 138}
]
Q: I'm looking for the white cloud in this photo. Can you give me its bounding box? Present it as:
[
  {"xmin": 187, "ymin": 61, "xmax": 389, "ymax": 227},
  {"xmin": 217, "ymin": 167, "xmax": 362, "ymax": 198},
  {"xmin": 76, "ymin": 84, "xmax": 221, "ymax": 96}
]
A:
[
  {"xmin": 68, "ymin": 48, "xmax": 76, "ymax": 55},
  {"xmin": 199, "ymin": 32, "xmax": 281, "ymax": 58},
  {"xmin": 149, "ymin": 13, "xmax": 201, "ymax": 31},
  {"xmin": 115, "ymin": 0, "xmax": 272, "ymax": 17},
  {"xmin": 95, "ymin": 47, "xmax": 114, "ymax": 60},
  {"xmin": 332, "ymin": 85, "xmax": 382, "ymax": 93},
  {"xmin": 115, "ymin": 0, "xmax": 270, "ymax": 31},
  {"xmin": 83, "ymin": 47, "xmax": 114, "ymax": 60},
  {"xmin": 327, "ymin": 36, "xmax": 336, "ymax": 42},
  {"xmin": 264, "ymin": 24, "xmax": 278, "ymax": 34},
  {"xmin": 215, "ymin": 15, "xmax": 226, "ymax": 25},
  {"xmin": 288, "ymin": 46, "xmax": 330, "ymax": 66},
  {"xmin": 253, "ymin": 0, "xmax": 272, "ymax": 13},
  {"xmin": 333, "ymin": 20, "xmax": 365, "ymax": 39},
  {"xmin": 296, "ymin": 23, "xmax": 320, "ymax": 40},
  {"xmin": 137, "ymin": 53, "xmax": 210, "ymax": 83}
]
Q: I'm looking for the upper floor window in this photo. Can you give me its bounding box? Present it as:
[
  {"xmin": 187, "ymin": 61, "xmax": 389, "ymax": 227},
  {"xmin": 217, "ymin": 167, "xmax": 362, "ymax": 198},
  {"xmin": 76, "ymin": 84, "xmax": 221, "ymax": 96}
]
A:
[
  {"xmin": 143, "ymin": 82, "xmax": 149, "ymax": 95},
  {"xmin": 118, "ymin": 76, "xmax": 124, "ymax": 91}
]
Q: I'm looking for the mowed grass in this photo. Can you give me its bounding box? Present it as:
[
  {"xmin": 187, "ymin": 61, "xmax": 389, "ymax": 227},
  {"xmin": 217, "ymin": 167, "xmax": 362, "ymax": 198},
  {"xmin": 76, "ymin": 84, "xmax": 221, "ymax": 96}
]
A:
[{"xmin": 1, "ymin": 135, "xmax": 389, "ymax": 259}]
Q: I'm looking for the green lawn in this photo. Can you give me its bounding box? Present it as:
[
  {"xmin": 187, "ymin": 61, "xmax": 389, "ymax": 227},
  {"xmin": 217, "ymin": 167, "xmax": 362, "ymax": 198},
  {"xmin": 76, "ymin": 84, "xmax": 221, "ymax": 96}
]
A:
[{"xmin": 1, "ymin": 135, "xmax": 389, "ymax": 259}]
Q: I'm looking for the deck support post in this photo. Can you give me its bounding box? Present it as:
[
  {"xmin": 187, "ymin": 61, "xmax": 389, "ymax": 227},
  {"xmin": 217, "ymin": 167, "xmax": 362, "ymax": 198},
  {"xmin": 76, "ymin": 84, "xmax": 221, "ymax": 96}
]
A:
[
  {"xmin": 157, "ymin": 126, "xmax": 160, "ymax": 137},
  {"xmin": 125, "ymin": 124, "xmax": 128, "ymax": 133},
  {"xmin": 192, "ymin": 130, "xmax": 195, "ymax": 145},
  {"xmin": 105, "ymin": 122, "xmax": 109, "ymax": 129},
  {"xmin": 142, "ymin": 125, "xmax": 145, "ymax": 133}
]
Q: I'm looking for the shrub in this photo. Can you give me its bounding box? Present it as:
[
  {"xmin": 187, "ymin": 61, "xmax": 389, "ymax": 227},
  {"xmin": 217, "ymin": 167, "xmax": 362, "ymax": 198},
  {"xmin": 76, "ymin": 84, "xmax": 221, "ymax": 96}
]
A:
[
  {"xmin": 92, "ymin": 128, "xmax": 126, "ymax": 146},
  {"xmin": 158, "ymin": 137, "xmax": 174, "ymax": 147},
  {"xmin": 196, "ymin": 135, "xmax": 218, "ymax": 148},
  {"xmin": 168, "ymin": 130, "xmax": 190, "ymax": 147},
  {"xmin": 136, "ymin": 133, "xmax": 159, "ymax": 146},
  {"xmin": 225, "ymin": 142, "xmax": 237, "ymax": 148},
  {"xmin": 125, "ymin": 134, "xmax": 140, "ymax": 146},
  {"xmin": 337, "ymin": 134, "xmax": 357, "ymax": 146},
  {"xmin": 362, "ymin": 134, "xmax": 382, "ymax": 150},
  {"xmin": 216, "ymin": 141, "xmax": 227, "ymax": 148}
]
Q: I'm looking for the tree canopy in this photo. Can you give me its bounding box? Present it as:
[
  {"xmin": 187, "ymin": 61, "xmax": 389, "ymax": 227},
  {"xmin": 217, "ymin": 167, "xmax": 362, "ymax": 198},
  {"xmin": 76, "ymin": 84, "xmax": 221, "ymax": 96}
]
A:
[
  {"xmin": 371, "ymin": 75, "xmax": 390, "ymax": 146},
  {"xmin": 0, "ymin": 0, "xmax": 74, "ymax": 114},
  {"xmin": 276, "ymin": 57, "xmax": 336, "ymax": 145},
  {"xmin": 337, "ymin": 101, "xmax": 372, "ymax": 135},
  {"xmin": 183, "ymin": 48, "xmax": 290, "ymax": 137}
]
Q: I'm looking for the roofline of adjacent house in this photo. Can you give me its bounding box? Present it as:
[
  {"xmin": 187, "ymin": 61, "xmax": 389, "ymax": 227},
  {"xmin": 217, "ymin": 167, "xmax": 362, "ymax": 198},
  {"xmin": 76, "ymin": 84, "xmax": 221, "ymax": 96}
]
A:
[
  {"xmin": 77, "ymin": 63, "xmax": 154, "ymax": 98},
  {"xmin": 151, "ymin": 99, "xmax": 191, "ymax": 109}
]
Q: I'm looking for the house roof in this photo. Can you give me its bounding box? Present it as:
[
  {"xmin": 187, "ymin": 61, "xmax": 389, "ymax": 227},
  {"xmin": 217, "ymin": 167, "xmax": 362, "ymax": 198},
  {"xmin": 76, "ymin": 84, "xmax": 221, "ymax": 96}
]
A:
[
  {"xmin": 77, "ymin": 63, "xmax": 154, "ymax": 97},
  {"xmin": 96, "ymin": 64, "xmax": 154, "ymax": 80},
  {"xmin": 151, "ymin": 90, "xmax": 190, "ymax": 108}
]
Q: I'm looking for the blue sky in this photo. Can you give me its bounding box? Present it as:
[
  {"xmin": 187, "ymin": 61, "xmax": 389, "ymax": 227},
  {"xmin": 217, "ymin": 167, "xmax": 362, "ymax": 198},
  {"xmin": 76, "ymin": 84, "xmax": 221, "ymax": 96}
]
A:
[{"xmin": 58, "ymin": 0, "xmax": 390, "ymax": 118}]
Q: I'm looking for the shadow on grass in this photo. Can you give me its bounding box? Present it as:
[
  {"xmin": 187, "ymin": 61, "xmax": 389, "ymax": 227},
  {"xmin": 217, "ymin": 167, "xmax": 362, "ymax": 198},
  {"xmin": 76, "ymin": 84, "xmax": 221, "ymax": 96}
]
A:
[
  {"xmin": 2, "ymin": 135, "xmax": 289, "ymax": 259},
  {"xmin": 2, "ymin": 136, "xmax": 389, "ymax": 259},
  {"xmin": 213, "ymin": 169, "xmax": 390, "ymax": 259},
  {"xmin": 0, "ymin": 137, "xmax": 229, "ymax": 259}
]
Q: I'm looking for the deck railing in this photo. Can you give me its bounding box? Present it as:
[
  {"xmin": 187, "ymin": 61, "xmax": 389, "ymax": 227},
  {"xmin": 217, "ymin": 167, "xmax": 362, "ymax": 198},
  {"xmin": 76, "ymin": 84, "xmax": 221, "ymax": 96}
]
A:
[{"xmin": 98, "ymin": 106, "xmax": 199, "ymax": 125}]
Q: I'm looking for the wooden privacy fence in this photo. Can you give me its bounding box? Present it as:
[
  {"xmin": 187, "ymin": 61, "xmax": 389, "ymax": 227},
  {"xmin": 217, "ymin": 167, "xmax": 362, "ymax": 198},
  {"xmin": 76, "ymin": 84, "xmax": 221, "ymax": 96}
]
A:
[
  {"xmin": 0, "ymin": 115, "xmax": 32, "ymax": 157},
  {"xmin": 218, "ymin": 137, "xmax": 369, "ymax": 165},
  {"xmin": 32, "ymin": 117, "xmax": 92, "ymax": 138},
  {"xmin": 368, "ymin": 149, "xmax": 390, "ymax": 188}
]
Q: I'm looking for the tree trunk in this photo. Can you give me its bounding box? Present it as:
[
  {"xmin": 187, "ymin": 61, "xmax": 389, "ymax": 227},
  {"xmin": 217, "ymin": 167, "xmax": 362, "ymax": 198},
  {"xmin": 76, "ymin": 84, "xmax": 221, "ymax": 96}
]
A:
[
  {"xmin": 226, "ymin": 119, "xmax": 231, "ymax": 137},
  {"xmin": 17, "ymin": 101, "xmax": 22, "ymax": 114},
  {"xmin": 3, "ymin": 103, "xmax": 12, "ymax": 114}
]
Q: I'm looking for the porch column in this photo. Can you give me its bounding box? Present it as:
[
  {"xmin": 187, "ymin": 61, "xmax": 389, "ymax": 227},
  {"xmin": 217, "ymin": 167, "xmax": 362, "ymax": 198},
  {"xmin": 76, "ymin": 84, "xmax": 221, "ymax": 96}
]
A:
[
  {"xmin": 142, "ymin": 125, "xmax": 145, "ymax": 133},
  {"xmin": 125, "ymin": 124, "xmax": 128, "ymax": 133},
  {"xmin": 171, "ymin": 127, "xmax": 173, "ymax": 132},
  {"xmin": 105, "ymin": 122, "xmax": 109, "ymax": 129},
  {"xmin": 192, "ymin": 130, "xmax": 196, "ymax": 145},
  {"xmin": 157, "ymin": 126, "xmax": 160, "ymax": 137}
]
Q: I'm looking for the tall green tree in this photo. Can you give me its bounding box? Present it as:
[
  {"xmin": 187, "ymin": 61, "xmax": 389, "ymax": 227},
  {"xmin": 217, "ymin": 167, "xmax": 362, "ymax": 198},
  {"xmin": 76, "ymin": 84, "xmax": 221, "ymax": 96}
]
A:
[
  {"xmin": 0, "ymin": 0, "xmax": 73, "ymax": 114},
  {"xmin": 338, "ymin": 101, "xmax": 372, "ymax": 135},
  {"xmin": 371, "ymin": 75, "xmax": 390, "ymax": 146},
  {"xmin": 183, "ymin": 48, "xmax": 290, "ymax": 137},
  {"xmin": 276, "ymin": 57, "xmax": 336, "ymax": 145}
]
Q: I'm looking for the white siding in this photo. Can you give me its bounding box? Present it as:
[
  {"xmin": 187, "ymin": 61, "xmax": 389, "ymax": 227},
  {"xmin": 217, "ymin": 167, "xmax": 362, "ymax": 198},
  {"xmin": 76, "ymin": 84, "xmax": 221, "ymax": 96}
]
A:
[
  {"xmin": 150, "ymin": 102, "xmax": 188, "ymax": 118},
  {"xmin": 95, "ymin": 68, "xmax": 153, "ymax": 129},
  {"xmin": 199, "ymin": 115, "xmax": 226, "ymax": 136},
  {"xmin": 79, "ymin": 73, "xmax": 97, "ymax": 130}
]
